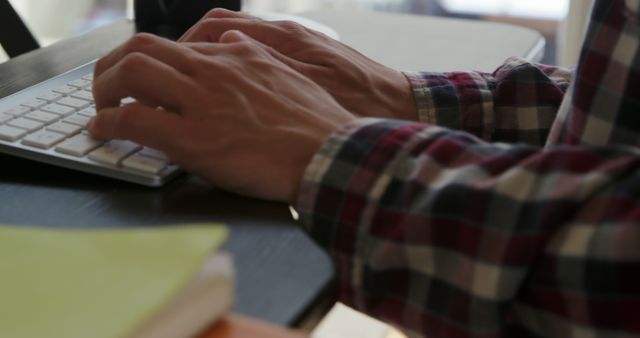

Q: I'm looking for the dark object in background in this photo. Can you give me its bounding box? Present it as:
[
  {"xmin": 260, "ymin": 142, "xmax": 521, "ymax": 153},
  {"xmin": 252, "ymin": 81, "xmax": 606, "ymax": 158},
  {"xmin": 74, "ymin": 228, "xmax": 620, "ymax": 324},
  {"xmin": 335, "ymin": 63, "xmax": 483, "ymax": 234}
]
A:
[
  {"xmin": 135, "ymin": 0, "xmax": 242, "ymax": 40},
  {"xmin": 0, "ymin": 0, "xmax": 40, "ymax": 57}
]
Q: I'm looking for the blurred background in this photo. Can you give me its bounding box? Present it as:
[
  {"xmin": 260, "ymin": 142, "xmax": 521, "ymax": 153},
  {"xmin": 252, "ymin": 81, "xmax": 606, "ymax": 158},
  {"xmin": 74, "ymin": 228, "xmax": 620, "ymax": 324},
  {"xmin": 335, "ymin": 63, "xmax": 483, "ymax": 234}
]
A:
[{"xmin": 2, "ymin": 0, "xmax": 591, "ymax": 66}]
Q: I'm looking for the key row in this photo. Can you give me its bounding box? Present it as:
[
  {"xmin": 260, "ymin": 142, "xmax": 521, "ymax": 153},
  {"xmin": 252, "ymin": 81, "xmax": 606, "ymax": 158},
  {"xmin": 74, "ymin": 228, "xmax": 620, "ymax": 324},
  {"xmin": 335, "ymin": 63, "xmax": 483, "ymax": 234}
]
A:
[
  {"xmin": 0, "ymin": 111, "xmax": 92, "ymax": 141},
  {"xmin": 0, "ymin": 121, "xmax": 168, "ymax": 175}
]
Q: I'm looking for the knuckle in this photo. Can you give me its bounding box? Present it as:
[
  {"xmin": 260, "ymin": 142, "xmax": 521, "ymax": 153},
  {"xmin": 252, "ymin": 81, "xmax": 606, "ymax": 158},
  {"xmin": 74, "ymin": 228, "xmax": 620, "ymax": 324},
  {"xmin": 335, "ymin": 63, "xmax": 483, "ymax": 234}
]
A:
[
  {"xmin": 227, "ymin": 40, "xmax": 262, "ymax": 58},
  {"xmin": 131, "ymin": 32, "xmax": 158, "ymax": 44},
  {"xmin": 200, "ymin": 18, "xmax": 221, "ymax": 30},
  {"xmin": 189, "ymin": 18, "xmax": 222, "ymax": 39},
  {"xmin": 118, "ymin": 52, "xmax": 150, "ymax": 75},
  {"xmin": 234, "ymin": 40, "xmax": 258, "ymax": 54},
  {"xmin": 276, "ymin": 20, "xmax": 307, "ymax": 35},
  {"xmin": 125, "ymin": 33, "xmax": 158, "ymax": 53},
  {"xmin": 204, "ymin": 7, "xmax": 231, "ymax": 19}
]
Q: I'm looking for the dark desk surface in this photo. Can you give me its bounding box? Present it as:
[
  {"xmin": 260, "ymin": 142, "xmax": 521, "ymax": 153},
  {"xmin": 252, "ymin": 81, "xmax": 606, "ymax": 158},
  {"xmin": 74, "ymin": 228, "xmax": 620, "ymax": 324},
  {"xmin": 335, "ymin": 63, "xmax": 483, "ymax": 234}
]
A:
[{"xmin": 0, "ymin": 20, "xmax": 333, "ymax": 326}]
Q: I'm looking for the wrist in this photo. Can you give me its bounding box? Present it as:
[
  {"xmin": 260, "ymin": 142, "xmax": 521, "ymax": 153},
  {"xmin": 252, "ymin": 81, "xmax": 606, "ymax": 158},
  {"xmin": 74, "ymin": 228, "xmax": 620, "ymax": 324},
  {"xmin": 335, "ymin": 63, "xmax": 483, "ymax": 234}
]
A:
[
  {"xmin": 287, "ymin": 113, "xmax": 357, "ymax": 204},
  {"xmin": 393, "ymin": 71, "xmax": 419, "ymax": 121},
  {"xmin": 375, "ymin": 69, "xmax": 418, "ymax": 122}
]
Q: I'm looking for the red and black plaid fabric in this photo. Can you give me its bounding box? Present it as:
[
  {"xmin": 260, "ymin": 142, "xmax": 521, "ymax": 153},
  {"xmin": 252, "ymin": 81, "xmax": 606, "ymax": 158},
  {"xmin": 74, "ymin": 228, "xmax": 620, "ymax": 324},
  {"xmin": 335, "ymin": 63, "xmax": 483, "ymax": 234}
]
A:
[
  {"xmin": 548, "ymin": 0, "xmax": 640, "ymax": 147},
  {"xmin": 296, "ymin": 1, "xmax": 640, "ymax": 337}
]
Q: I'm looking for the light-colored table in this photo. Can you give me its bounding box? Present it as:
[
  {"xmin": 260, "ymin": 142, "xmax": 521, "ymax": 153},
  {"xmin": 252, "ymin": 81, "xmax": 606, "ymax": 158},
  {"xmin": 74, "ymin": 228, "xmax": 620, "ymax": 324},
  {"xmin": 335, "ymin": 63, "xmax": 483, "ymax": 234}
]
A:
[{"xmin": 300, "ymin": 9, "xmax": 545, "ymax": 72}]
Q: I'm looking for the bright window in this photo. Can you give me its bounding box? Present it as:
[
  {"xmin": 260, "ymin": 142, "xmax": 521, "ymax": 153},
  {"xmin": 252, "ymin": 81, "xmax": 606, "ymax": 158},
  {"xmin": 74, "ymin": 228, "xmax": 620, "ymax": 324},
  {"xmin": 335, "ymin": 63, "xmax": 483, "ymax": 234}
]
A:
[{"xmin": 438, "ymin": 0, "xmax": 570, "ymax": 20}]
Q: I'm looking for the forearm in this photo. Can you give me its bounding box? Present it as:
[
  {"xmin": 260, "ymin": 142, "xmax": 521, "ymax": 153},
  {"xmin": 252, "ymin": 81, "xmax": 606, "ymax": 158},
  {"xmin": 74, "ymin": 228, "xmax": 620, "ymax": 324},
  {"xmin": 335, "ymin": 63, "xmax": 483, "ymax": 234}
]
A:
[
  {"xmin": 406, "ymin": 57, "xmax": 572, "ymax": 146},
  {"xmin": 296, "ymin": 118, "xmax": 640, "ymax": 337}
]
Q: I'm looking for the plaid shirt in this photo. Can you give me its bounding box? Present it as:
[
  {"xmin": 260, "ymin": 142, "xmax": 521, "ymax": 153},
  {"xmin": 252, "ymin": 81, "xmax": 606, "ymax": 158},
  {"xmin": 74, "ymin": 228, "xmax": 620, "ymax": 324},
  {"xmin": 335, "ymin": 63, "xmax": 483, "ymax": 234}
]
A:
[{"xmin": 296, "ymin": 1, "xmax": 640, "ymax": 337}]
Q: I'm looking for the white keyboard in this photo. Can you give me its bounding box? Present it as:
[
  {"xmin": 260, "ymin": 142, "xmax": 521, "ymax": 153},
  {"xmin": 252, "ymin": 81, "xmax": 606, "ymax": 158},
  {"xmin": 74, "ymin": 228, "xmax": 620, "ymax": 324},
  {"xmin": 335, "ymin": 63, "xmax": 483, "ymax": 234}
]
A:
[{"xmin": 0, "ymin": 61, "xmax": 181, "ymax": 187}]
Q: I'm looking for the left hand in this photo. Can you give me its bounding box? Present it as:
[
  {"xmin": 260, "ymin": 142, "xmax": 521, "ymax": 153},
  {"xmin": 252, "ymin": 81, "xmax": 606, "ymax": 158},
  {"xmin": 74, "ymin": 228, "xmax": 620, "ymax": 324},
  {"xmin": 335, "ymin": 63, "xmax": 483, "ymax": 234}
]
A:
[
  {"xmin": 179, "ymin": 9, "xmax": 418, "ymax": 121},
  {"xmin": 89, "ymin": 32, "xmax": 356, "ymax": 203}
]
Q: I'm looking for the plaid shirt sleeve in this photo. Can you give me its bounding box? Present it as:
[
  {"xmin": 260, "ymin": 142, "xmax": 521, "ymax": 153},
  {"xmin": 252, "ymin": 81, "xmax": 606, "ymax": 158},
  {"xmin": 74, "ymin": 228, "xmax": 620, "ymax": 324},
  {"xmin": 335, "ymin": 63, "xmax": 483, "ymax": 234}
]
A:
[
  {"xmin": 404, "ymin": 58, "xmax": 572, "ymax": 147},
  {"xmin": 296, "ymin": 119, "xmax": 640, "ymax": 337},
  {"xmin": 546, "ymin": 0, "xmax": 640, "ymax": 148},
  {"xmin": 295, "ymin": 1, "xmax": 640, "ymax": 337}
]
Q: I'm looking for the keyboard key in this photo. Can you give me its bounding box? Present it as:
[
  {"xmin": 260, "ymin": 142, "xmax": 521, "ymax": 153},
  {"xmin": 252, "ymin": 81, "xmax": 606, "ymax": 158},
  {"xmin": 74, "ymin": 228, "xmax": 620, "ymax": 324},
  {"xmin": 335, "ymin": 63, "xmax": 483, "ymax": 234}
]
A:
[
  {"xmin": 7, "ymin": 117, "xmax": 44, "ymax": 132},
  {"xmin": 55, "ymin": 133, "xmax": 103, "ymax": 156},
  {"xmin": 0, "ymin": 125, "xmax": 27, "ymax": 141},
  {"xmin": 63, "ymin": 114, "xmax": 91, "ymax": 127},
  {"xmin": 77, "ymin": 106, "xmax": 96, "ymax": 118},
  {"xmin": 53, "ymin": 85, "xmax": 78, "ymax": 95},
  {"xmin": 41, "ymin": 103, "xmax": 75, "ymax": 116},
  {"xmin": 37, "ymin": 91, "xmax": 64, "ymax": 102},
  {"xmin": 57, "ymin": 97, "xmax": 90, "ymax": 110},
  {"xmin": 70, "ymin": 90, "xmax": 94, "ymax": 101},
  {"xmin": 0, "ymin": 67, "xmax": 180, "ymax": 189},
  {"xmin": 68, "ymin": 78, "xmax": 92, "ymax": 88},
  {"xmin": 24, "ymin": 110, "xmax": 60, "ymax": 124},
  {"xmin": 122, "ymin": 153, "xmax": 167, "ymax": 174},
  {"xmin": 139, "ymin": 147, "xmax": 170, "ymax": 162},
  {"xmin": 21, "ymin": 98, "xmax": 47, "ymax": 109},
  {"xmin": 47, "ymin": 121, "xmax": 82, "ymax": 136},
  {"xmin": 22, "ymin": 130, "xmax": 66, "ymax": 149},
  {"xmin": 2, "ymin": 106, "xmax": 30, "ymax": 116},
  {"xmin": 0, "ymin": 70, "xmax": 175, "ymax": 185},
  {"xmin": 0, "ymin": 113, "xmax": 13, "ymax": 124},
  {"xmin": 121, "ymin": 97, "xmax": 136, "ymax": 105},
  {"xmin": 88, "ymin": 140, "xmax": 141, "ymax": 166}
]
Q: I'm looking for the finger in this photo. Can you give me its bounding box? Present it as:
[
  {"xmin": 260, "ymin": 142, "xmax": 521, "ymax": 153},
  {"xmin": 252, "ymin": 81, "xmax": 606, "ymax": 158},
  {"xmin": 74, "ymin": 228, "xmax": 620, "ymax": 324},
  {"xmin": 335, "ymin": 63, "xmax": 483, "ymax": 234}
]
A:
[
  {"xmin": 203, "ymin": 8, "xmax": 259, "ymax": 20},
  {"xmin": 178, "ymin": 8, "xmax": 260, "ymax": 42},
  {"xmin": 93, "ymin": 52, "xmax": 193, "ymax": 112},
  {"xmin": 216, "ymin": 30, "xmax": 315, "ymax": 75},
  {"xmin": 88, "ymin": 102, "xmax": 184, "ymax": 153},
  {"xmin": 179, "ymin": 17, "xmax": 303, "ymax": 47},
  {"xmin": 94, "ymin": 33, "xmax": 198, "ymax": 79}
]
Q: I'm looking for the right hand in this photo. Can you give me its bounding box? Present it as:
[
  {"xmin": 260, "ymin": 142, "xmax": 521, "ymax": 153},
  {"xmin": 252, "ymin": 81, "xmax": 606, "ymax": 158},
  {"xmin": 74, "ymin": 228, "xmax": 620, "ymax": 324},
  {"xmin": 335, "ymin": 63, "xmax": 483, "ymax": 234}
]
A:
[
  {"xmin": 179, "ymin": 9, "xmax": 418, "ymax": 121},
  {"xmin": 89, "ymin": 32, "xmax": 356, "ymax": 203}
]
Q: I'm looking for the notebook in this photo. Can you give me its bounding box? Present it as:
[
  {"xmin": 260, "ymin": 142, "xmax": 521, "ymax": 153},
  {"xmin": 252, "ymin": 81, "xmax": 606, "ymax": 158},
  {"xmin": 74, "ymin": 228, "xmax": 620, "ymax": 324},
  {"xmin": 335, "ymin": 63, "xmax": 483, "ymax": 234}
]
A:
[{"xmin": 0, "ymin": 224, "xmax": 234, "ymax": 338}]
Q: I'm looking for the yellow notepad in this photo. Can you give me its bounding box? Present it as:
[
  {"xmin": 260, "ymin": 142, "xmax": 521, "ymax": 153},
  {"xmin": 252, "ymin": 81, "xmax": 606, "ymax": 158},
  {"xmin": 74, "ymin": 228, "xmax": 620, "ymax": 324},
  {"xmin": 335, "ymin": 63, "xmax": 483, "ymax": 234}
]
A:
[{"xmin": 0, "ymin": 224, "xmax": 232, "ymax": 338}]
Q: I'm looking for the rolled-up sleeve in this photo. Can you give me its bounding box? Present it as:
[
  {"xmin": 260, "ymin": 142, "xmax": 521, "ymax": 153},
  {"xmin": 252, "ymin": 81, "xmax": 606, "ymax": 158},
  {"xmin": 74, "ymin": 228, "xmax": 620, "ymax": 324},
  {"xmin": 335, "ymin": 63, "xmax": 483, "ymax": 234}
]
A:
[
  {"xmin": 296, "ymin": 118, "xmax": 640, "ymax": 337},
  {"xmin": 405, "ymin": 57, "xmax": 572, "ymax": 147}
]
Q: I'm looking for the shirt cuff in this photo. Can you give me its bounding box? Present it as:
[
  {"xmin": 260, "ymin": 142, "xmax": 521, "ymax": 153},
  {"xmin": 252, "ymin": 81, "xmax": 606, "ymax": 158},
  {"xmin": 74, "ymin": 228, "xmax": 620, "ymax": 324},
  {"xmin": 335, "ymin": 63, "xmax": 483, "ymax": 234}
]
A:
[
  {"xmin": 295, "ymin": 118, "xmax": 381, "ymax": 238},
  {"xmin": 404, "ymin": 71, "xmax": 440, "ymax": 124},
  {"xmin": 294, "ymin": 117, "xmax": 437, "ymax": 252}
]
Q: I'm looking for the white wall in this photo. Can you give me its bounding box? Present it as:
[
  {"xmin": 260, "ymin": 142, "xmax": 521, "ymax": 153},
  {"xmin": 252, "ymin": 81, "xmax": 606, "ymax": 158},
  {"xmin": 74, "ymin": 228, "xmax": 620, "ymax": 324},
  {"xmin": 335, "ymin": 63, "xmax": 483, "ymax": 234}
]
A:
[{"xmin": 438, "ymin": 0, "xmax": 569, "ymax": 20}]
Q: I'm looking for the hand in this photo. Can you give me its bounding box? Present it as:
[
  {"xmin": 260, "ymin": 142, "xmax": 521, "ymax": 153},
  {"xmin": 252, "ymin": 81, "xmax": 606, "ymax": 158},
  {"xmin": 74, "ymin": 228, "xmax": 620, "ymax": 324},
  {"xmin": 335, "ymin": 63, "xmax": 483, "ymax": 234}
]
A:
[
  {"xmin": 179, "ymin": 9, "xmax": 418, "ymax": 121},
  {"xmin": 89, "ymin": 32, "xmax": 356, "ymax": 203}
]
